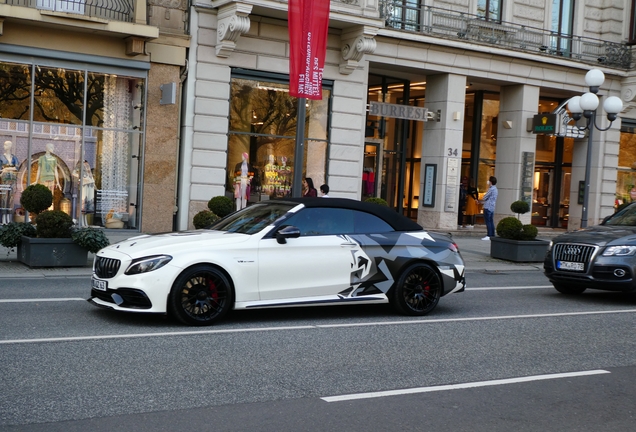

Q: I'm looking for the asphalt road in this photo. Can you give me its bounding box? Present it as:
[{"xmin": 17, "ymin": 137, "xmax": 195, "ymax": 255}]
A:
[{"xmin": 2, "ymin": 271, "xmax": 636, "ymax": 431}]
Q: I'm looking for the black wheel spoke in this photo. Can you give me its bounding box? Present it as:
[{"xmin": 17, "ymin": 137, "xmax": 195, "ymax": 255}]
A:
[
  {"xmin": 177, "ymin": 271, "xmax": 230, "ymax": 323},
  {"xmin": 393, "ymin": 264, "xmax": 441, "ymax": 315}
]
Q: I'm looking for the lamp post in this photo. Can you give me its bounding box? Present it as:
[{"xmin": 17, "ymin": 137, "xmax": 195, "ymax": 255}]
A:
[{"xmin": 567, "ymin": 69, "xmax": 623, "ymax": 228}]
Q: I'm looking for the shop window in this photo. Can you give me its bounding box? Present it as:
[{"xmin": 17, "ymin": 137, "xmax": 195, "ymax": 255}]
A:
[
  {"xmin": 227, "ymin": 73, "xmax": 330, "ymax": 206},
  {"xmin": 34, "ymin": 66, "xmax": 84, "ymax": 125},
  {"xmin": 617, "ymin": 123, "xmax": 636, "ymax": 207},
  {"xmin": 0, "ymin": 60, "xmax": 144, "ymax": 229},
  {"xmin": 477, "ymin": 95, "xmax": 499, "ymax": 192}
]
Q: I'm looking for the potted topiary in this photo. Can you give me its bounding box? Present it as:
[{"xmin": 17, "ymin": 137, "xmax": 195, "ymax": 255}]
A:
[
  {"xmin": 364, "ymin": 197, "xmax": 389, "ymax": 206},
  {"xmin": 193, "ymin": 210, "xmax": 220, "ymax": 229},
  {"xmin": 14, "ymin": 208, "xmax": 110, "ymax": 267},
  {"xmin": 17, "ymin": 210, "xmax": 84, "ymax": 267},
  {"xmin": 0, "ymin": 222, "xmax": 37, "ymax": 255},
  {"xmin": 490, "ymin": 200, "xmax": 549, "ymax": 262},
  {"xmin": 71, "ymin": 226, "xmax": 110, "ymax": 253},
  {"xmin": 20, "ymin": 184, "xmax": 53, "ymax": 220},
  {"xmin": 208, "ymin": 196, "xmax": 234, "ymax": 218}
]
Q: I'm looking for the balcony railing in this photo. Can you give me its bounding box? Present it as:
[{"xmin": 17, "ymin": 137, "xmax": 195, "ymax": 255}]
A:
[
  {"xmin": 4, "ymin": 0, "xmax": 134, "ymax": 23},
  {"xmin": 381, "ymin": 2, "xmax": 632, "ymax": 69}
]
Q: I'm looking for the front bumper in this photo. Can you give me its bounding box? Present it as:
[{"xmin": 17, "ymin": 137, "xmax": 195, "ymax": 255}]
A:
[
  {"xmin": 89, "ymin": 288, "xmax": 153, "ymax": 309},
  {"xmin": 88, "ymin": 251, "xmax": 181, "ymax": 313},
  {"xmin": 544, "ymin": 252, "xmax": 636, "ymax": 292}
]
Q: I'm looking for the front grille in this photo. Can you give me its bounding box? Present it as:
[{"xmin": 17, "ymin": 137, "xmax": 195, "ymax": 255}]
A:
[
  {"xmin": 553, "ymin": 243, "xmax": 597, "ymax": 272},
  {"xmin": 553, "ymin": 243, "xmax": 597, "ymax": 263},
  {"xmin": 95, "ymin": 256, "xmax": 121, "ymax": 279}
]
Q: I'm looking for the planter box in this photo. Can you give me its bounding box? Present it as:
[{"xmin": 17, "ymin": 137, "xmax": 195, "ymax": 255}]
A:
[
  {"xmin": 490, "ymin": 237, "xmax": 550, "ymax": 262},
  {"xmin": 18, "ymin": 236, "xmax": 88, "ymax": 268}
]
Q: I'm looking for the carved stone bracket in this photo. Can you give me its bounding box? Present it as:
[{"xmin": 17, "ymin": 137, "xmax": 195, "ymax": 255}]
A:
[
  {"xmin": 620, "ymin": 83, "xmax": 636, "ymax": 118},
  {"xmin": 340, "ymin": 26, "xmax": 379, "ymax": 75},
  {"xmin": 216, "ymin": 2, "xmax": 252, "ymax": 58}
]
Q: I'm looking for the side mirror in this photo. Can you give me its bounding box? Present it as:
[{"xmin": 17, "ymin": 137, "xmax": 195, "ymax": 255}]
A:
[{"xmin": 275, "ymin": 225, "xmax": 301, "ymax": 244}]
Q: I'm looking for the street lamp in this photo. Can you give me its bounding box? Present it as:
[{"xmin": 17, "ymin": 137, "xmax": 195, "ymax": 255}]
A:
[{"xmin": 567, "ymin": 69, "xmax": 623, "ymax": 228}]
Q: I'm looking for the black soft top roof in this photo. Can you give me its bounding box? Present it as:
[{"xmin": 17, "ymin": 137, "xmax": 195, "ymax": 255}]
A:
[{"xmin": 273, "ymin": 197, "xmax": 423, "ymax": 231}]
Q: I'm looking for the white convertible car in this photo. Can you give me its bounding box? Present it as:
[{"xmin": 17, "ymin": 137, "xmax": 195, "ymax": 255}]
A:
[{"xmin": 89, "ymin": 198, "xmax": 466, "ymax": 325}]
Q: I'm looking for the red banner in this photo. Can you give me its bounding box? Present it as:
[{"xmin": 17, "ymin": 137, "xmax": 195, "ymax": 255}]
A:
[{"xmin": 288, "ymin": 0, "xmax": 330, "ymax": 100}]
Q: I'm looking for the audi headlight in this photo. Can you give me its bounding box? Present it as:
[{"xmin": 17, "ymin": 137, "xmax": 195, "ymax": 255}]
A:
[
  {"xmin": 547, "ymin": 241, "xmax": 553, "ymax": 252},
  {"xmin": 602, "ymin": 246, "xmax": 636, "ymax": 257},
  {"xmin": 125, "ymin": 255, "xmax": 173, "ymax": 275}
]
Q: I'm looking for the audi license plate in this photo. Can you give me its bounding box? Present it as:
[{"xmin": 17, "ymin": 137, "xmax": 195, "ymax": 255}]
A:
[
  {"xmin": 557, "ymin": 261, "xmax": 584, "ymax": 272},
  {"xmin": 92, "ymin": 277, "xmax": 108, "ymax": 291}
]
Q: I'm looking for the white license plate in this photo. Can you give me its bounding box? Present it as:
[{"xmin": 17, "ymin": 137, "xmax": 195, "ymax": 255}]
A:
[
  {"xmin": 92, "ymin": 277, "xmax": 108, "ymax": 291},
  {"xmin": 557, "ymin": 261, "xmax": 584, "ymax": 271}
]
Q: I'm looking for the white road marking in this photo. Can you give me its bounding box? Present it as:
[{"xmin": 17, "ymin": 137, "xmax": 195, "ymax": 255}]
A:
[
  {"xmin": 469, "ymin": 285, "xmax": 553, "ymax": 290},
  {"xmin": 316, "ymin": 309, "xmax": 636, "ymax": 328},
  {"xmin": 0, "ymin": 298, "xmax": 86, "ymax": 303},
  {"xmin": 1, "ymin": 309, "xmax": 636, "ymax": 345},
  {"xmin": 0, "ymin": 326, "xmax": 315, "ymax": 345},
  {"xmin": 321, "ymin": 370, "xmax": 611, "ymax": 402}
]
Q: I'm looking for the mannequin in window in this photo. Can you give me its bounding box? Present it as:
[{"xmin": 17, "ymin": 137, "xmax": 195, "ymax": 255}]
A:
[
  {"xmin": 265, "ymin": 154, "xmax": 276, "ymax": 173},
  {"xmin": 234, "ymin": 152, "xmax": 254, "ymax": 210},
  {"xmin": 35, "ymin": 143, "xmax": 61, "ymax": 196},
  {"xmin": 280, "ymin": 156, "xmax": 290, "ymax": 173},
  {"xmin": 1, "ymin": 140, "xmax": 20, "ymax": 224},
  {"xmin": 73, "ymin": 160, "xmax": 95, "ymax": 225}
]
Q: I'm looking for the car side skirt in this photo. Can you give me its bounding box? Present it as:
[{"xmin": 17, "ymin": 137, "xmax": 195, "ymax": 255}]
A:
[{"xmin": 235, "ymin": 294, "xmax": 389, "ymax": 310}]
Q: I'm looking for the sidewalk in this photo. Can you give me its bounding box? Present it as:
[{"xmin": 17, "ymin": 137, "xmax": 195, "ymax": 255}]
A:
[{"xmin": 0, "ymin": 227, "xmax": 563, "ymax": 279}]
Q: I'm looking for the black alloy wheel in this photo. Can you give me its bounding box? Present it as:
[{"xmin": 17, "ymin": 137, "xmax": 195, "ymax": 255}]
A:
[
  {"xmin": 392, "ymin": 263, "xmax": 442, "ymax": 316},
  {"xmin": 553, "ymin": 283, "xmax": 586, "ymax": 295},
  {"xmin": 169, "ymin": 265, "xmax": 233, "ymax": 325}
]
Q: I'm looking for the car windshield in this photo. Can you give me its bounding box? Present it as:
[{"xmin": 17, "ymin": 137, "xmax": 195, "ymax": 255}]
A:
[
  {"xmin": 209, "ymin": 202, "xmax": 296, "ymax": 234},
  {"xmin": 604, "ymin": 204, "xmax": 636, "ymax": 226}
]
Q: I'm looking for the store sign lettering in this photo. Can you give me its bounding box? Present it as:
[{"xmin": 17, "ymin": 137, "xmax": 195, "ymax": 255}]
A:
[
  {"xmin": 532, "ymin": 114, "xmax": 557, "ymax": 134},
  {"xmin": 369, "ymin": 102, "xmax": 430, "ymax": 121}
]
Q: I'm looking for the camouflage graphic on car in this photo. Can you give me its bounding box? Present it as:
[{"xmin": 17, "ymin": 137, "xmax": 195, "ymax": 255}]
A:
[{"xmin": 337, "ymin": 233, "xmax": 465, "ymax": 298}]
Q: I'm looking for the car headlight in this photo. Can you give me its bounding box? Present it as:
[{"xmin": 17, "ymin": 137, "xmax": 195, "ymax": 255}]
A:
[
  {"xmin": 602, "ymin": 246, "xmax": 636, "ymax": 257},
  {"xmin": 125, "ymin": 255, "xmax": 173, "ymax": 275},
  {"xmin": 547, "ymin": 241, "xmax": 553, "ymax": 252}
]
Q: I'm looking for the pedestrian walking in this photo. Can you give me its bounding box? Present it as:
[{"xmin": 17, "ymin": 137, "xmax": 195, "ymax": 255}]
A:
[
  {"xmin": 465, "ymin": 178, "xmax": 479, "ymax": 228},
  {"xmin": 457, "ymin": 177, "xmax": 468, "ymax": 228},
  {"xmin": 481, "ymin": 176, "xmax": 498, "ymax": 240}
]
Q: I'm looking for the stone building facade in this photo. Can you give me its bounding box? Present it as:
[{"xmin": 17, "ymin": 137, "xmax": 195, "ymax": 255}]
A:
[
  {"xmin": 0, "ymin": 0, "xmax": 188, "ymax": 233},
  {"xmin": 175, "ymin": 0, "xmax": 636, "ymax": 232}
]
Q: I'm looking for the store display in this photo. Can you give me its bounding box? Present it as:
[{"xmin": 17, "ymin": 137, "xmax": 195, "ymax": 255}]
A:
[
  {"xmin": 73, "ymin": 160, "xmax": 95, "ymax": 225},
  {"xmin": 0, "ymin": 140, "xmax": 20, "ymax": 224},
  {"xmin": 100, "ymin": 75, "xmax": 131, "ymax": 227},
  {"xmin": 234, "ymin": 152, "xmax": 255, "ymax": 210},
  {"xmin": 35, "ymin": 142, "xmax": 62, "ymax": 195},
  {"xmin": 262, "ymin": 154, "xmax": 292, "ymax": 198}
]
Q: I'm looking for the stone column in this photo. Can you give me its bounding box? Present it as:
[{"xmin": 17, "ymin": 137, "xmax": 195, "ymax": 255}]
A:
[
  {"xmin": 496, "ymin": 84, "xmax": 540, "ymax": 225},
  {"xmin": 418, "ymin": 73, "xmax": 466, "ymax": 230}
]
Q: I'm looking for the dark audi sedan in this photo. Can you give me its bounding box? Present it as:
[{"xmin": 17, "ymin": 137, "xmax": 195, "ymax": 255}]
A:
[{"xmin": 544, "ymin": 203, "xmax": 636, "ymax": 294}]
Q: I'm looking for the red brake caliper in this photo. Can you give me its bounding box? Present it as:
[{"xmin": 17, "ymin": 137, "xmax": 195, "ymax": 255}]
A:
[{"xmin": 208, "ymin": 278, "xmax": 218, "ymax": 302}]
